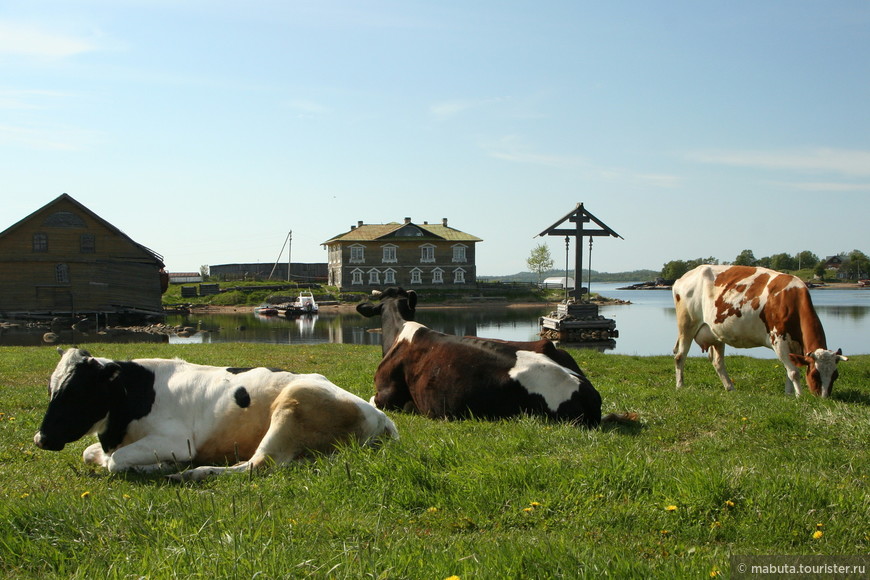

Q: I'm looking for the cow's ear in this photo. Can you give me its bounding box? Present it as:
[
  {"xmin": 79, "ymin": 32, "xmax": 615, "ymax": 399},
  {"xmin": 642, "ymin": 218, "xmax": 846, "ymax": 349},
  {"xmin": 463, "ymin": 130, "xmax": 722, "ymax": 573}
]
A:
[
  {"xmin": 92, "ymin": 359, "xmax": 122, "ymax": 382},
  {"xmin": 788, "ymin": 353, "xmax": 811, "ymax": 367},
  {"xmin": 356, "ymin": 302, "xmax": 382, "ymax": 318},
  {"xmin": 407, "ymin": 290, "xmax": 417, "ymax": 310},
  {"xmin": 103, "ymin": 362, "xmax": 122, "ymax": 382}
]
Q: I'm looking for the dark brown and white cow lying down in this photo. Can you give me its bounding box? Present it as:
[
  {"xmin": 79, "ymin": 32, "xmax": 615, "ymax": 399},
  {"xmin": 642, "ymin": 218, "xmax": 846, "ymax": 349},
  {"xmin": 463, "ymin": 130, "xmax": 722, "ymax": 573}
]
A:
[
  {"xmin": 33, "ymin": 348, "xmax": 398, "ymax": 481},
  {"xmin": 357, "ymin": 287, "xmax": 632, "ymax": 428},
  {"xmin": 673, "ymin": 265, "xmax": 847, "ymax": 397}
]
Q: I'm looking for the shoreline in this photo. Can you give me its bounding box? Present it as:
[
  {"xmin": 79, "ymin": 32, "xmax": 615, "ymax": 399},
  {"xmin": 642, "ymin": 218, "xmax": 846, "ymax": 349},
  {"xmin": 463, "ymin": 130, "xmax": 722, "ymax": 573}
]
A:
[{"xmin": 185, "ymin": 281, "xmax": 863, "ymax": 314}]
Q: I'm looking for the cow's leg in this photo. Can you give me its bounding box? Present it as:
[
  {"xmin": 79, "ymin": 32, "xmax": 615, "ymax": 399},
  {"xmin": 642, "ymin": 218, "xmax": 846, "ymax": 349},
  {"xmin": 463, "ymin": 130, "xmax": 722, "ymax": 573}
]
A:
[
  {"xmin": 673, "ymin": 333, "xmax": 693, "ymax": 389},
  {"xmin": 707, "ymin": 342, "xmax": 734, "ymax": 391},
  {"xmin": 772, "ymin": 339, "xmax": 803, "ymax": 397},
  {"xmin": 673, "ymin": 302, "xmax": 702, "ymax": 389},
  {"xmin": 82, "ymin": 443, "xmax": 109, "ymax": 467},
  {"xmin": 104, "ymin": 434, "xmax": 196, "ymax": 474},
  {"xmin": 170, "ymin": 384, "xmax": 369, "ymax": 482}
]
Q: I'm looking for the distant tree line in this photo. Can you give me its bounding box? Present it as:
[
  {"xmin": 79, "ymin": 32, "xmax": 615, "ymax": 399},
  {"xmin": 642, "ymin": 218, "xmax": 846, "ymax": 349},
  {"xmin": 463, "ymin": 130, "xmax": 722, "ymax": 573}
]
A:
[{"xmin": 661, "ymin": 249, "xmax": 869, "ymax": 281}]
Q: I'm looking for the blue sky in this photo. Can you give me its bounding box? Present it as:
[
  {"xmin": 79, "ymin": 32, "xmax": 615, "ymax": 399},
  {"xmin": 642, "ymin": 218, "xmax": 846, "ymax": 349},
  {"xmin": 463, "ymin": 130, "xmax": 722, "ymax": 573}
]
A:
[{"xmin": 2, "ymin": 1, "xmax": 868, "ymax": 275}]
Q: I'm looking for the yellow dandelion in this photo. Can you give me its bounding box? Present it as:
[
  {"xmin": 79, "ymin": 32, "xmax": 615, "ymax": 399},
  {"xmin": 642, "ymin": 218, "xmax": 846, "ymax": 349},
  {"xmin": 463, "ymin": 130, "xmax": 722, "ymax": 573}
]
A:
[
  {"xmin": 812, "ymin": 530, "xmax": 823, "ymax": 539},
  {"xmin": 710, "ymin": 567, "xmax": 722, "ymax": 577},
  {"xmin": 816, "ymin": 522, "xmax": 823, "ymax": 529},
  {"xmin": 529, "ymin": 501, "xmax": 541, "ymax": 507},
  {"xmin": 80, "ymin": 491, "xmax": 91, "ymax": 499},
  {"xmin": 660, "ymin": 529, "xmax": 669, "ymax": 535},
  {"xmin": 122, "ymin": 494, "xmax": 131, "ymax": 500},
  {"xmin": 741, "ymin": 417, "xmax": 747, "ymax": 421},
  {"xmin": 445, "ymin": 576, "xmax": 461, "ymax": 580},
  {"xmin": 426, "ymin": 507, "xmax": 438, "ymax": 514},
  {"xmin": 665, "ymin": 505, "xmax": 677, "ymax": 512},
  {"xmin": 711, "ymin": 521, "xmax": 722, "ymax": 529},
  {"xmin": 724, "ymin": 500, "xmax": 735, "ymax": 508},
  {"xmin": 523, "ymin": 507, "xmax": 534, "ymax": 513},
  {"xmin": 20, "ymin": 493, "xmax": 30, "ymax": 499}
]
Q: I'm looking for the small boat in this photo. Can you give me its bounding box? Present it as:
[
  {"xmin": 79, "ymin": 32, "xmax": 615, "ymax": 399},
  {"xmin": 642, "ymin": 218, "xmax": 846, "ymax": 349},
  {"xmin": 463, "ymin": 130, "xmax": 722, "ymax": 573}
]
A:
[
  {"xmin": 858, "ymin": 280, "xmax": 870, "ymax": 288},
  {"xmin": 279, "ymin": 291, "xmax": 319, "ymax": 317},
  {"xmin": 253, "ymin": 304, "xmax": 279, "ymax": 316}
]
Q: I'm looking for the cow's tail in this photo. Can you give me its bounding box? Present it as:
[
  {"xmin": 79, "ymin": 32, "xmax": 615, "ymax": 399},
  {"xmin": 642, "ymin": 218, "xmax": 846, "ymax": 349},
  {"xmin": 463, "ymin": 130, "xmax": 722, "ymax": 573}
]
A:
[{"xmin": 601, "ymin": 412, "xmax": 640, "ymax": 425}]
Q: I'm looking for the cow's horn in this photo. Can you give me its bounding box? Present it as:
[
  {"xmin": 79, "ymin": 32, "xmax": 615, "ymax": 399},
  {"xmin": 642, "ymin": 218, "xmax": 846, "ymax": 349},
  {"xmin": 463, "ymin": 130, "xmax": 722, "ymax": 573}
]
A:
[{"xmin": 371, "ymin": 290, "xmax": 383, "ymax": 298}]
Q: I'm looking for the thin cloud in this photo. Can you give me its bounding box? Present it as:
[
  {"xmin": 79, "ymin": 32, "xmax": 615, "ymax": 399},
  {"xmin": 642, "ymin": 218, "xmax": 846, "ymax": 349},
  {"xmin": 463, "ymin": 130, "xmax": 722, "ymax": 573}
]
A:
[
  {"xmin": 285, "ymin": 100, "xmax": 330, "ymax": 116},
  {"xmin": 776, "ymin": 181, "xmax": 870, "ymax": 192},
  {"xmin": 482, "ymin": 135, "xmax": 588, "ymax": 168},
  {"xmin": 0, "ymin": 89, "xmax": 77, "ymax": 110},
  {"xmin": 429, "ymin": 97, "xmax": 509, "ymax": 120},
  {"xmin": 483, "ymin": 135, "xmax": 682, "ymax": 188},
  {"xmin": 0, "ymin": 124, "xmax": 103, "ymax": 151},
  {"xmin": 687, "ymin": 148, "xmax": 870, "ymax": 177},
  {"xmin": 0, "ymin": 20, "xmax": 99, "ymax": 58}
]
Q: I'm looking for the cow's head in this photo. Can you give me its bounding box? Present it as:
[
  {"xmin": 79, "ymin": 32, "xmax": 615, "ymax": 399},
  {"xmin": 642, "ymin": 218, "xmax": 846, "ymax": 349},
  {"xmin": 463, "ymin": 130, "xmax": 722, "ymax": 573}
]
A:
[
  {"xmin": 356, "ymin": 288, "xmax": 418, "ymax": 354},
  {"xmin": 33, "ymin": 348, "xmax": 121, "ymax": 451},
  {"xmin": 789, "ymin": 348, "xmax": 848, "ymax": 397}
]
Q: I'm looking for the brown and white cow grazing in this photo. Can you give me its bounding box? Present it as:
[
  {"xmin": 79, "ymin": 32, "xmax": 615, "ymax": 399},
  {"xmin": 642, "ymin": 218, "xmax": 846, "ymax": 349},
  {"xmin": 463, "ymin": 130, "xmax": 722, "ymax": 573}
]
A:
[
  {"xmin": 672, "ymin": 265, "xmax": 847, "ymax": 397},
  {"xmin": 356, "ymin": 287, "xmax": 606, "ymax": 427},
  {"xmin": 34, "ymin": 348, "xmax": 398, "ymax": 481}
]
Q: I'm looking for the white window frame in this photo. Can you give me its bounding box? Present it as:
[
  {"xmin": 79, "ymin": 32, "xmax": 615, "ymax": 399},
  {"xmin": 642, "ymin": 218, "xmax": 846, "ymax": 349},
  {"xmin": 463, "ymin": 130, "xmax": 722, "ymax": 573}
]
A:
[
  {"xmin": 453, "ymin": 268, "xmax": 466, "ymax": 284},
  {"xmin": 432, "ymin": 268, "xmax": 444, "ymax": 284},
  {"xmin": 452, "ymin": 244, "xmax": 467, "ymax": 263},
  {"xmin": 381, "ymin": 244, "xmax": 398, "ymax": 263},
  {"xmin": 384, "ymin": 268, "xmax": 397, "ymax": 285},
  {"xmin": 368, "ymin": 268, "xmax": 381, "ymax": 285},
  {"xmin": 410, "ymin": 268, "xmax": 423, "ymax": 284},
  {"xmin": 420, "ymin": 244, "xmax": 436, "ymax": 263},
  {"xmin": 349, "ymin": 244, "xmax": 365, "ymax": 264},
  {"xmin": 351, "ymin": 268, "xmax": 364, "ymax": 285}
]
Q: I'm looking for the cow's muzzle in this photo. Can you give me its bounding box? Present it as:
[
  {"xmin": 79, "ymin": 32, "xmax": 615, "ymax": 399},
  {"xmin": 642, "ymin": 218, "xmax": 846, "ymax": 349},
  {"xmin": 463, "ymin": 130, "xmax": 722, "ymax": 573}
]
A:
[{"xmin": 33, "ymin": 431, "xmax": 65, "ymax": 451}]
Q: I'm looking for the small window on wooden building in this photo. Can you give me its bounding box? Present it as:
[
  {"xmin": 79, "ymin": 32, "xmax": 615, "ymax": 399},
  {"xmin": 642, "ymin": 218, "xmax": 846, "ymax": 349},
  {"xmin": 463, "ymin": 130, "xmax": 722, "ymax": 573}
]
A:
[
  {"xmin": 368, "ymin": 268, "xmax": 380, "ymax": 285},
  {"xmin": 33, "ymin": 233, "xmax": 48, "ymax": 252},
  {"xmin": 384, "ymin": 268, "xmax": 396, "ymax": 284},
  {"xmin": 56, "ymin": 263, "xmax": 70, "ymax": 284},
  {"xmin": 453, "ymin": 268, "xmax": 466, "ymax": 284},
  {"xmin": 432, "ymin": 268, "xmax": 444, "ymax": 284},
  {"xmin": 410, "ymin": 268, "xmax": 423, "ymax": 284},
  {"xmin": 349, "ymin": 244, "xmax": 365, "ymax": 264},
  {"xmin": 80, "ymin": 234, "xmax": 95, "ymax": 253},
  {"xmin": 381, "ymin": 244, "xmax": 397, "ymax": 263},
  {"xmin": 351, "ymin": 268, "xmax": 364, "ymax": 285},
  {"xmin": 420, "ymin": 244, "xmax": 435, "ymax": 263}
]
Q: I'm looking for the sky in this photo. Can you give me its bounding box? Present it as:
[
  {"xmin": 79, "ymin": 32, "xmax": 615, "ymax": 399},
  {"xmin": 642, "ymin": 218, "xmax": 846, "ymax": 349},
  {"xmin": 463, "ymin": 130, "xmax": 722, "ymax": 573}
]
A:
[{"xmin": 2, "ymin": 1, "xmax": 869, "ymax": 276}]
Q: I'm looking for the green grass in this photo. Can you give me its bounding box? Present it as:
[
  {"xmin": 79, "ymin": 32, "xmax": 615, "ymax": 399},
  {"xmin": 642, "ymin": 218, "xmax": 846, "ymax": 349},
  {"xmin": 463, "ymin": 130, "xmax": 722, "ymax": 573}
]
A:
[{"xmin": 1, "ymin": 344, "xmax": 868, "ymax": 578}]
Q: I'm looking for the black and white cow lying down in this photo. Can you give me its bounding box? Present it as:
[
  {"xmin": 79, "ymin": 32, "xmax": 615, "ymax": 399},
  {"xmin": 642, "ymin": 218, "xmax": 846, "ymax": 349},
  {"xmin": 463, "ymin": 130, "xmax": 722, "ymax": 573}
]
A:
[
  {"xmin": 34, "ymin": 348, "xmax": 398, "ymax": 481},
  {"xmin": 357, "ymin": 287, "xmax": 635, "ymax": 428}
]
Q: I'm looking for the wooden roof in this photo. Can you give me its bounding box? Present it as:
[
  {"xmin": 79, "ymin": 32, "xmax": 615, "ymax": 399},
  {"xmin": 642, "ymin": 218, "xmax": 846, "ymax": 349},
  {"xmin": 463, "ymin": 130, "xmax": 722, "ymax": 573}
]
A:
[
  {"xmin": 537, "ymin": 202, "xmax": 623, "ymax": 240},
  {"xmin": 323, "ymin": 221, "xmax": 482, "ymax": 244},
  {"xmin": 0, "ymin": 193, "xmax": 165, "ymax": 267}
]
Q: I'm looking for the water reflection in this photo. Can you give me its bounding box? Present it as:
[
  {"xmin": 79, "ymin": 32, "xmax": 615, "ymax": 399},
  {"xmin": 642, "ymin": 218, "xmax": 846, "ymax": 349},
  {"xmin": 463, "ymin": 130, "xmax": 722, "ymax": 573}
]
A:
[
  {"xmin": 165, "ymin": 286, "xmax": 869, "ymax": 357},
  {"xmin": 4, "ymin": 285, "xmax": 866, "ymax": 356},
  {"xmin": 168, "ymin": 306, "xmax": 553, "ymax": 348}
]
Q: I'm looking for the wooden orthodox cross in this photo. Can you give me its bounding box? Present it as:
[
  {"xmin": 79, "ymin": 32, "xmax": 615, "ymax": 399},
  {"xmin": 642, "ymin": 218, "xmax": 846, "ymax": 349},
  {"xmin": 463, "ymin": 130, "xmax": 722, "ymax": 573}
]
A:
[{"xmin": 537, "ymin": 203, "xmax": 623, "ymax": 302}]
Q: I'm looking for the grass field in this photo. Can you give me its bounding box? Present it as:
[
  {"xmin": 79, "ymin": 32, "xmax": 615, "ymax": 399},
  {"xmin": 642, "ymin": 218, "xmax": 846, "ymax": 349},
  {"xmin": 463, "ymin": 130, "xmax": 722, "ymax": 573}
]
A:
[{"xmin": 1, "ymin": 343, "xmax": 868, "ymax": 579}]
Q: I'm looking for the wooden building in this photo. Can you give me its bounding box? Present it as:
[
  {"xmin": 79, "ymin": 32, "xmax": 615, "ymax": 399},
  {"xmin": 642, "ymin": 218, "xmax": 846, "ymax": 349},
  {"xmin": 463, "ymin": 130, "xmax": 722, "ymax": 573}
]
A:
[
  {"xmin": 209, "ymin": 262, "xmax": 328, "ymax": 283},
  {"xmin": 0, "ymin": 193, "xmax": 167, "ymax": 319},
  {"xmin": 322, "ymin": 218, "xmax": 482, "ymax": 290}
]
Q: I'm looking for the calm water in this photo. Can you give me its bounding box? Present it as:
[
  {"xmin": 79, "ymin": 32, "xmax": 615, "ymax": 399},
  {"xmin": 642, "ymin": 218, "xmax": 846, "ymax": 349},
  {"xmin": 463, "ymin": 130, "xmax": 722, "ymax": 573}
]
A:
[{"xmin": 166, "ymin": 283, "xmax": 869, "ymax": 358}]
